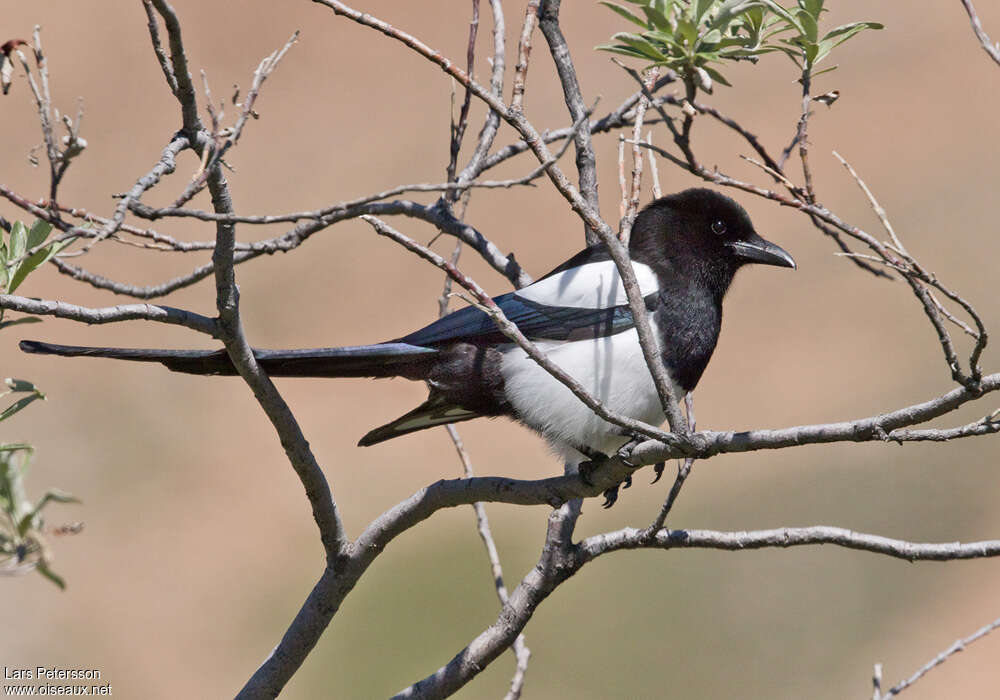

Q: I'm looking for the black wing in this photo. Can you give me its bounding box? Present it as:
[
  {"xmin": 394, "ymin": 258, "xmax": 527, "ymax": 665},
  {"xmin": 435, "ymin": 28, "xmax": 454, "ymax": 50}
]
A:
[{"xmin": 398, "ymin": 290, "xmax": 641, "ymax": 347}]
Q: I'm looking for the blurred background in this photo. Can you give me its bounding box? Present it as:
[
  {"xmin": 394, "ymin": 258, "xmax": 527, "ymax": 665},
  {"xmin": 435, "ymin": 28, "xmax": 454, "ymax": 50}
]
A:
[{"xmin": 2, "ymin": 1, "xmax": 999, "ymax": 698}]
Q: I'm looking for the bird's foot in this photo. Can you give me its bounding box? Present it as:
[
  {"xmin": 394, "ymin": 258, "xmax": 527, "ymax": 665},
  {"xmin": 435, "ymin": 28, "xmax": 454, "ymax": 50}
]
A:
[
  {"xmin": 601, "ymin": 475, "xmax": 633, "ymax": 509},
  {"xmin": 615, "ymin": 437, "xmax": 644, "ymax": 467},
  {"xmin": 577, "ymin": 449, "xmax": 609, "ymax": 487}
]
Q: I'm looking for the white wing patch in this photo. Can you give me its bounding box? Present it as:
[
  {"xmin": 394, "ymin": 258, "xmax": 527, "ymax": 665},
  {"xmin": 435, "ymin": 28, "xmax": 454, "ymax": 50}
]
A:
[
  {"xmin": 514, "ymin": 260, "xmax": 659, "ymax": 310},
  {"xmin": 498, "ymin": 319, "xmax": 679, "ymax": 457}
]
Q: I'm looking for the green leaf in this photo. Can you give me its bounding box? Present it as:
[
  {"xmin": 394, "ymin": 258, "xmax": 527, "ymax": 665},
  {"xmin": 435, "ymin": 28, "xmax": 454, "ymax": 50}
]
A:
[
  {"xmin": 25, "ymin": 220, "xmax": 54, "ymax": 251},
  {"xmin": 640, "ymin": 5, "xmax": 672, "ymax": 31},
  {"xmin": 0, "ymin": 395, "xmax": 42, "ymax": 423},
  {"xmin": 652, "ymin": 0, "xmax": 673, "ymax": 15},
  {"xmin": 19, "ymin": 490, "xmax": 80, "ymax": 536},
  {"xmin": 644, "ymin": 30, "xmax": 685, "ymax": 49},
  {"xmin": 611, "ymin": 32, "xmax": 669, "ymax": 60},
  {"xmin": 800, "ymin": 0, "xmax": 824, "ymax": 18},
  {"xmin": 600, "ymin": 2, "xmax": 649, "ymax": 28},
  {"xmin": 35, "ymin": 561, "xmax": 66, "ymax": 590},
  {"xmin": 757, "ymin": 0, "xmax": 801, "ymax": 32},
  {"xmin": 699, "ymin": 28, "xmax": 723, "ymax": 46},
  {"xmin": 709, "ymin": 0, "xmax": 762, "ymax": 30},
  {"xmin": 0, "ymin": 443, "xmax": 33, "ymax": 453},
  {"xmin": 596, "ymin": 44, "xmax": 656, "ymax": 60},
  {"xmin": 5, "ymin": 378, "xmax": 39, "ymax": 393},
  {"xmin": 821, "ymin": 20, "xmax": 883, "ymax": 43},
  {"xmin": 701, "ymin": 64, "xmax": 733, "ymax": 86},
  {"xmin": 31, "ymin": 490, "xmax": 80, "ymax": 513},
  {"xmin": 796, "ymin": 8, "xmax": 818, "ymax": 42},
  {"xmin": 0, "ymin": 316, "xmax": 42, "ymax": 330},
  {"xmin": 803, "ymin": 40, "xmax": 819, "ymax": 64},
  {"xmin": 676, "ymin": 16, "xmax": 699, "ymax": 46},
  {"xmin": 811, "ymin": 63, "xmax": 838, "ymax": 78},
  {"xmin": 693, "ymin": 0, "xmax": 715, "ymax": 23},
  {"xmin": 7, "ymin": 235, "xmax": 76, "ymax": 294},
  {"xmin": 8, "ymin": 221, "xmax": 27, "ymax": 263}
]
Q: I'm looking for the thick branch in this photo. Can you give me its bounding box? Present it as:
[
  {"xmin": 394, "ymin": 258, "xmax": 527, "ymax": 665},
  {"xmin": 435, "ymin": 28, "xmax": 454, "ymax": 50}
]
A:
[{"xmin": 627, "ymin": 372, "xmax": 1000, "ymax": 465}]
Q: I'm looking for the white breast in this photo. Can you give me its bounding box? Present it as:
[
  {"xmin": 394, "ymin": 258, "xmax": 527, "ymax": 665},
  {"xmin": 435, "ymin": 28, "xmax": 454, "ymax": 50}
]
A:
[
  {"xmin": 499, "ymin": 319, "xmax": 677, "ymax": 460},
  {"xmin": 514, "ymin": 260, "xmax": 659, "ymax": 309}
]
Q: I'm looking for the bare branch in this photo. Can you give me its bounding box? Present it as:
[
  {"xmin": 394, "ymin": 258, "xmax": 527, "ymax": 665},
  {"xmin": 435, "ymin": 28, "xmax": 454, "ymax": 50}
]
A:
[
  {"xmin": 453, "ymin": 0, "xmax": 506, "ymax": 189},
  {"xmin": 0, "ymin": 293, "xmax": 216, "ymax": 335},
  {"xmin": 538, "ymin": 0, "xmax": 600, "ymax": 244},
  {"xmin": 960, "ymin": 0, "xmax": 1000, "ymax": 67},
  {"xmin": 646, "ymin": 131, "xmax": 662, "ymax": 199},
  {"xmin": 392, "ymin": 506, "xmax": 579, "ymax": 700},
  {"xmin": 578, "ymin": 526, "xmax": 1000, "ymax": 562},
  {"xmin": 445, "ymin": 0, "xmax": 480, "ymax": 189},
  {"xmin": 78, "ymin": 134, "xmax": 190, "ymax": 255},
  {"xmin": 625, "ymin": 372, "xmax": 1000, "ymax": 467},
  {"xmin": 879, "ymin": 613, "xmax": 1000, "ymax": 698},
  {"xmin": 394, "ymin": 517, "xmax": 1000, "ymax": 698},
  {"xmin": 49, "ymin": 256, "xmax": 225, "ymax": 299},
  {"xmin": 478, "ymin": 73, "xmax": 676, "ymax": 174},
  {"xmin": 649, "ymin": 392, "xmax": 696, "ymax": 533},
  {"xmin": 833, "ymin": 150, "xmax": 988, "ymax": 383},
  {"xmin": 141, "ymin": 0, "xmax": 178, "ymax": 96},
  {"xmin": 510, "ymin": 0, "xmax": 540, "ymax": 111},
  {"xmin": 619, "ymin": 67, "xmax": 658, "ymax": 245},
  {"xmin": 639, "ymin": 89, "xmax": 889, "ymax": 279},
  {"xmin": 445, "ymin": 425, "xmax": 531, "ymax": 700},
  {"xmin": 148, "ymin": 0, "xmax": 202, "ymax": 133},
  {"xmin": 171, "ymin": 31, "xmax": 299, "ymax": 208}
]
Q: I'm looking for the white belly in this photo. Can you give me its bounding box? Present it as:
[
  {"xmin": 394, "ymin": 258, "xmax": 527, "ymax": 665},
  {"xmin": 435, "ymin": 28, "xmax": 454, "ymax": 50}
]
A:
[{"xmin": 499, "ymin": 324, "xmax": 674, "ymax": 459}]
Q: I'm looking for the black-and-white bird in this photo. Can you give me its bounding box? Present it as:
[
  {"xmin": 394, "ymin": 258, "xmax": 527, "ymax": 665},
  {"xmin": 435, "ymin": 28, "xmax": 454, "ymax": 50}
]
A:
[{"xmin": 20, "ymin": 188, "xmax": 793, "ymax": 474}]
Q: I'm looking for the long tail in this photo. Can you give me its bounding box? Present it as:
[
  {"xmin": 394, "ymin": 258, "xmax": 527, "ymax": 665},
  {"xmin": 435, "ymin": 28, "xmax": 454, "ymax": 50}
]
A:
[{"xmin": 19, "ymin": 339, "xmax": 440, "ymax": 379}]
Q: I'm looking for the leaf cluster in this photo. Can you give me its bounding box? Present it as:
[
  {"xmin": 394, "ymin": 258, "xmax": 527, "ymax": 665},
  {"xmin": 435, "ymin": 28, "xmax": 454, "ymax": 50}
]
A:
[
  {"xmin": 597, "ymin": 0, "xmax": 882, "ymax": 92},
  {"xmin": 0, "ymin": 218, "xmax": 78, "ymax": 589},
  {"xmin": 0, "ymin": 432, "xmax": 78, "ymax": 590},
  {"xmin": 0, "ymin": 219, "xmax": 74, "ymax": 301}
]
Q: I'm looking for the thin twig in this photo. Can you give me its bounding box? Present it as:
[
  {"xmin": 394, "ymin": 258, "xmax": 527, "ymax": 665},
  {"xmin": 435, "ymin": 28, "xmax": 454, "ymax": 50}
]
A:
[
  {"xmin": 510, "ymin": 0, "xmax": 540, "ymax": 111},
  {"xmin": 538, "ymin": 0, "xmax": 601, "ymax": 244},
  {"xmin": 646, "ymin": 131, "xmax": 662, "ymax": 199},
  {"xmin": 445, "ymin": 0, "xmax": 480, "ymax": 192},
  {"xmin": 171, "ymin": 31, "xmax": 299, "ymax": 208},
  {"xmin": 619, "ymin": 67, "xmax": 658, "ymax": 245},
  {"xmin": 879, "ymin": 613, "xmax": 1000, "ymax": 697},
  {"xmin": 648, "ymin": 393, "xmax": 696, "ymax": 534},
  {"xmin": 445, "ymin": 425, "xmax": 531, "ymax": 700},
  {"xmin": 960, "ymin": 0, "xmax": 1000, "ymax": 67}
]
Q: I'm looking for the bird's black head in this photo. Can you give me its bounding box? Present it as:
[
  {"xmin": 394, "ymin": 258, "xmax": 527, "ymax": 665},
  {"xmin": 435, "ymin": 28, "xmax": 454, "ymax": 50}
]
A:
[{"xmin": 629, "ymin": 188, "xmax": 795, "ymax": 295}]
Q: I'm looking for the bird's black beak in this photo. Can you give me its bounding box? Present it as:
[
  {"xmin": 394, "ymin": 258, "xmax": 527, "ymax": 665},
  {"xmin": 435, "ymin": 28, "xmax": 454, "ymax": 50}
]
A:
[{"xmin": 727, "ymin": 233, "xmax": 796, "ymax": 269}]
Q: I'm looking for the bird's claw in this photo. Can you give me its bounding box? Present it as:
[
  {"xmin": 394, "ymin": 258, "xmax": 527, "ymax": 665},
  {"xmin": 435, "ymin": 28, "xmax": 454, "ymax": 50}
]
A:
[
  {"xmin": 600, "ymin": 475, "xmax": 634, "ymax": 509},
  {"xmin": 651, "ymin": 461, "xmax": 666, "ymax": 484},
  {"xmin": 602, "ymin": 485, "xmax": 620, "ymax": 509}
]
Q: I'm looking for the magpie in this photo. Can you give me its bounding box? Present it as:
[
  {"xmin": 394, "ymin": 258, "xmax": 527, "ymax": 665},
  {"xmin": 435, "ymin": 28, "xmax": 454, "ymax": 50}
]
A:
[{"xmin": 19, "ymin": 188, "xmax": 794, "ymax": 488}]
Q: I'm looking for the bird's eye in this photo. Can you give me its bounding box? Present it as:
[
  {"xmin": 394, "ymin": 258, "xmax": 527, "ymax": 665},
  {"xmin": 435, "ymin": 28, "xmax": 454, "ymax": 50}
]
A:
[{"xmin": 711, "ymin": 220, "xmax": 727, "ymax": 236}]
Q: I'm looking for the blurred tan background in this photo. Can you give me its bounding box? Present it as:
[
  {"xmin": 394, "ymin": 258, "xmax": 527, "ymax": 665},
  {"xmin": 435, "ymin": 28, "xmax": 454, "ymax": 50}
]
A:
[{"xmin": 2, "ymin": 1, "xmax": 1000, "ymax": 698}]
